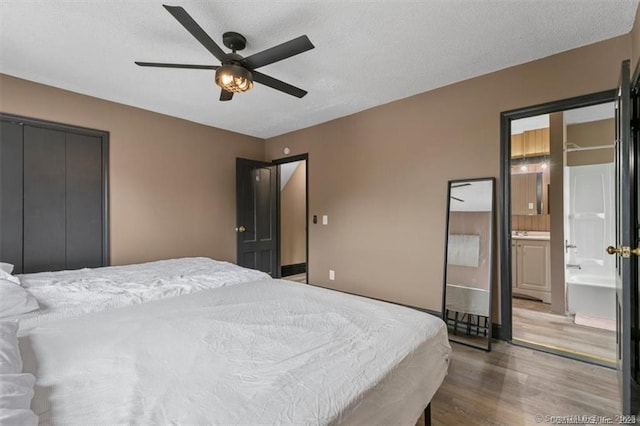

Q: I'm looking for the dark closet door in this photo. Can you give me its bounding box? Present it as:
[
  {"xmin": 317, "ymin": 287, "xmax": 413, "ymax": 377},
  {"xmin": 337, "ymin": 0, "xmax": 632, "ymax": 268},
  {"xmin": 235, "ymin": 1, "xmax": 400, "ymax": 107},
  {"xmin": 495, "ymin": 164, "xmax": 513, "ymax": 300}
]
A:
[
  {"xmin": 1, "ymin": 115, "xmax": 108, "ymax": 274},
  {"xmin": 66, "ymin": 133, "xmax": 103, "ymax": 270},
  {"xmin": 23, "ymin": 126, "xmax": 67, "ymax": 273},
  {"xmin": 0, "ymin": 121, "xmax": 24, "ymax": 273}
]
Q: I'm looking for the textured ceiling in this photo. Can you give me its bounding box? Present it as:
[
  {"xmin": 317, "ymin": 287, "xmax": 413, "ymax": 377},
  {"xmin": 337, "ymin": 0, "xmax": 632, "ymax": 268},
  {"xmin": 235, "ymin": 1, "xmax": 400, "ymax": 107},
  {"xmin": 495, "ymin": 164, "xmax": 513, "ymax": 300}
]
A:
[{"xmin": 1, "ymin": 1, "xmax": 637, "ymax": 139}]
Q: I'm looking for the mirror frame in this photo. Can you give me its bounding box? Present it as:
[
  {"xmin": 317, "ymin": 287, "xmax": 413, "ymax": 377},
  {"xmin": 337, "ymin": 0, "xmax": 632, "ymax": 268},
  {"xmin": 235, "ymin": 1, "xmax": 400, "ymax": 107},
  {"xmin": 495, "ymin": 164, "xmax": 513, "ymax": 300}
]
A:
[{"xmin": 442, "ymin": 177, "xmax": 496, "ymax": 351}]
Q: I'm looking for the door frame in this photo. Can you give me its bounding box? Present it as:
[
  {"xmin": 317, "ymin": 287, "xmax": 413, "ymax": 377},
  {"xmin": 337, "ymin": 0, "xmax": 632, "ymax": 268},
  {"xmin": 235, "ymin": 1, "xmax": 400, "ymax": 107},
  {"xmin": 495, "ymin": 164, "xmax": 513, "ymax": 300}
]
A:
[
  {"xmin": 499, "ymin": 89, "xmax": 616, "ymax": 341},
  {"xmin": 271, "ymin": 153, "xmax": 309, "ymax": 283}
]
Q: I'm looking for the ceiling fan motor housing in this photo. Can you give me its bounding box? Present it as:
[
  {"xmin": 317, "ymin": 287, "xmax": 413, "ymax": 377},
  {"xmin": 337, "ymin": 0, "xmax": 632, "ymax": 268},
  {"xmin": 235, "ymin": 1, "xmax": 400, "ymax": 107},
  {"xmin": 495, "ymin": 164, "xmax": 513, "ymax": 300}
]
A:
[{"xmin": 222, "ymin": 31, "xmax": 247, "ymax": 52}]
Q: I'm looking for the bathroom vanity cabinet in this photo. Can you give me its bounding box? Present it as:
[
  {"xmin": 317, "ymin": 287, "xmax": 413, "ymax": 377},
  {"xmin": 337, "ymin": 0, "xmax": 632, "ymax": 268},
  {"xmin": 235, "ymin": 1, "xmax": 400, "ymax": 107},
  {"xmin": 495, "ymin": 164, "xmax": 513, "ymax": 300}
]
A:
[{"xmin": 512, "ymin": 235, "xmax": 551, "ymax": 303}]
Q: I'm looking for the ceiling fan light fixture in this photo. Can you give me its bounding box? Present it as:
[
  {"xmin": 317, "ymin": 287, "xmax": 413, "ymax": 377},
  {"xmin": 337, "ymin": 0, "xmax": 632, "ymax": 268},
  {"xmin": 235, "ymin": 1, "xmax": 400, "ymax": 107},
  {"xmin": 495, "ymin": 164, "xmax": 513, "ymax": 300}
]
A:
[{"xmin": 215, "ymin": 64, "xmax": 253, "ymax": 93}]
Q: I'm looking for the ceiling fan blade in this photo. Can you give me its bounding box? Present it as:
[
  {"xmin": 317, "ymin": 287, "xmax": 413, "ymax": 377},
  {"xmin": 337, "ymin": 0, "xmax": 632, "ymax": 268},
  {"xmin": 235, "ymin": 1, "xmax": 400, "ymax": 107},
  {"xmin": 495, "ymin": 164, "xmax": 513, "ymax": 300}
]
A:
[
  {"xmin": 242, "ymin": 35, "xmax": 314, "ymax": 70},
  {"xmin": 220, "ymin": 89, "xmax": 233, "ymax": 101},
  {"xmin": 135, "ymin": 62, "xmax": 219, "ymax": 70},
  {"xmin": 451, "ymin": 196, "xmax": 465, "ymax": 202},
  {"xmin": 163, "ymin": 5, "xmax": 227, "ymax": 62},
  {"xmin": 252, "ymin": 71, "xmax": 307, "ymax": 98}
]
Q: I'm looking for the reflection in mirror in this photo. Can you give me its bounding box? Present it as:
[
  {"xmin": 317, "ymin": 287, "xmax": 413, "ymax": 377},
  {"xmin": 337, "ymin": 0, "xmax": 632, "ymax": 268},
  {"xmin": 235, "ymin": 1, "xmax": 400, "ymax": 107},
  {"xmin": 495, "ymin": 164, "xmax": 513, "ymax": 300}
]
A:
[
  {"xmin": 511, "ymin": 119, "xmax": 550, "ymax": 220},
  {"xmin": 442, "ymin": 178, "xmax": 495, "ymax": 351}
]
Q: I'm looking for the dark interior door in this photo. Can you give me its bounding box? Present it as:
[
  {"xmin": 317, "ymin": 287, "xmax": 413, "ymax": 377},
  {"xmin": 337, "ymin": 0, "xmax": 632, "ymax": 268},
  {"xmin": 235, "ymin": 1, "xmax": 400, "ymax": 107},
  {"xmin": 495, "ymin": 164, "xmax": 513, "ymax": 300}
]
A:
[
  {"xmin": 0, "ymin": 121, "xmax": 24, "ymax": 272},
  {"xmin": 0, "ymin": 115, "xmax": 108, "ymax": 274},
  {"xmin": 23, "ymin": 125, "xmax": 67, "ymax": 273},
  {"xmin": 611, "ymin": 59, "xmax": 639, "ymax": 414},
  {"xmin": 633, "ymin": 59, "xmax": 640, "ymax": 416},
  {"xmin": 236, "ymin": 158, "xmax": 278, "ymax": 276},
  {"xmin": 65, "ymin": 133, "xmax": 104, "ymax": 270}
]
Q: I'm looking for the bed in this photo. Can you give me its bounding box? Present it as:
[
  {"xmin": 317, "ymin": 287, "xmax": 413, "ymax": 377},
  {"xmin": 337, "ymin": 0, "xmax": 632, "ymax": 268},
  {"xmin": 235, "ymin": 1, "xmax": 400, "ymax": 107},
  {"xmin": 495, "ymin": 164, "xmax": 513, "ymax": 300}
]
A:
[
  {"xmin": 9, "ymin": 257, "xmax": 271, "ymax": 330},
  {"xmin": 1, "ymin": 258, "xmax": 451, "ymax": 425}
]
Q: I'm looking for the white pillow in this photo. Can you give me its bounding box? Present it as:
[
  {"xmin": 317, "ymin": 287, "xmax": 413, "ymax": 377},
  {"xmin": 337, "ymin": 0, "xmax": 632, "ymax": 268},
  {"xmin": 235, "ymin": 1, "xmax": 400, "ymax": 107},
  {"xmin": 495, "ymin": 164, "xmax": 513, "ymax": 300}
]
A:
[
  {"xmin": 0, "ymin": 270, "xmax": 19, "ymax": 286},
  {"xmin": 0, "ymin": 282, "xmax": 38, "ymax": 319},
  {"xmin": 0, "ymin": 263, "xmax": 13, "ymax": 274},
  {"xmin": 0, "ymin": 321, "xmax": 21, "ymax": 374},
  {"xmin": 0, "ymin": 374, "xmax": 35, "ymax": 409}
]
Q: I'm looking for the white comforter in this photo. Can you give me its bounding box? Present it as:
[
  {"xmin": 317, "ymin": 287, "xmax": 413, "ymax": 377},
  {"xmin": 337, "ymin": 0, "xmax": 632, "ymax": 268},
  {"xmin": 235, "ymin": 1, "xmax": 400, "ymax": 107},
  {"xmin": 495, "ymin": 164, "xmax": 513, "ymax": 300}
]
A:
[
  {"xmin": 19, "ymin": 279, "xmax": 451, "ymax": 426},
  {"xmin": 13, "ymin": 257, "xmax": 270, "ymax": 331}
]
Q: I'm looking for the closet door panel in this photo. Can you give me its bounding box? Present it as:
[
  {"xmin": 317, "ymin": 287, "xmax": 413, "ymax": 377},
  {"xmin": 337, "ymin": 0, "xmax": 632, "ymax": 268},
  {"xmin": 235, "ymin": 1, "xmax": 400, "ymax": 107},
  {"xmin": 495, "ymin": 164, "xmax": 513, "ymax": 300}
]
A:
[
  {"xmin": 23, "ymin": 126, "xmax": 66, "ymax": 273},
  {"xmin": 0, "ymin": 121, "xmax": 24, "ymax": 272},
  {"xmin": 66, "ymin": 133, "xmax": 103, "ymax": 269}
]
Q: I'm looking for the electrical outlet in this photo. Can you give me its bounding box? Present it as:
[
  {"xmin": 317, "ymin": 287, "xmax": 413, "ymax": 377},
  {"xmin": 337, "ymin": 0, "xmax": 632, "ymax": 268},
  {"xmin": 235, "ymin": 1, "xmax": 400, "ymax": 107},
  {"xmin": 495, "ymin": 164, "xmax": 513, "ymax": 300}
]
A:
[
  {"xmin": 322, "ymin": 215, "xmax": 328, "ymax": 225},
  {"xmin": 329, "ymin": 270, "xmax": 335, "ymax": 280}
]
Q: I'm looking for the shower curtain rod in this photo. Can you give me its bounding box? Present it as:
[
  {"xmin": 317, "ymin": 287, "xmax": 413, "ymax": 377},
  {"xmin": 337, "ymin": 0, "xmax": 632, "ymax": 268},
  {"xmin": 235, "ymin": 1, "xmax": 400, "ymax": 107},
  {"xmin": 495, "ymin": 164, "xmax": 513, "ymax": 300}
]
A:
[{"xmin": 564, "ymin": 144, "xmax": 614, "ymax": 153}]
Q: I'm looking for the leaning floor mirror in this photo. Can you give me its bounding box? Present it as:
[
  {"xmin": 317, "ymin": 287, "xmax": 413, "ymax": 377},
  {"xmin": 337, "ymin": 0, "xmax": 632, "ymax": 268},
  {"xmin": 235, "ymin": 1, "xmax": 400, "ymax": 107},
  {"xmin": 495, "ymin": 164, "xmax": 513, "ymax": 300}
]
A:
[{"xmin": 442, "ymin": 177, "xmax": 495, "ymax": 351}]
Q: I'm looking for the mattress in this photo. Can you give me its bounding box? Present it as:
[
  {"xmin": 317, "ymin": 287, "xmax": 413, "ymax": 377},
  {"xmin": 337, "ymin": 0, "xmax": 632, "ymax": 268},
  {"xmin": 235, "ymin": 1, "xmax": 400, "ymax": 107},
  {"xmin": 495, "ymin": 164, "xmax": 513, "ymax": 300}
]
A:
[
  {"xmin": 19, "ymin": 279, "xmax": 451, "ymax": 425},
  {"xmin": 11, "ymin": 257, "xmax": 270, "ymax": 331}
]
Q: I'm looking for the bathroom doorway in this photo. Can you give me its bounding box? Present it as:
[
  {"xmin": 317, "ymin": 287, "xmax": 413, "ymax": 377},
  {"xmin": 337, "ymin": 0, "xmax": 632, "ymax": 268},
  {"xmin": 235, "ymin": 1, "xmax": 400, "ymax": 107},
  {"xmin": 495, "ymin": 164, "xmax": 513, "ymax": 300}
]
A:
[
  {"xmin": 276, "ymin": 156, "xmax": 308, "ymax": 284},
  {"xmin": 504, "ymin": 95, "xmax": 616, "ymax": 367}
]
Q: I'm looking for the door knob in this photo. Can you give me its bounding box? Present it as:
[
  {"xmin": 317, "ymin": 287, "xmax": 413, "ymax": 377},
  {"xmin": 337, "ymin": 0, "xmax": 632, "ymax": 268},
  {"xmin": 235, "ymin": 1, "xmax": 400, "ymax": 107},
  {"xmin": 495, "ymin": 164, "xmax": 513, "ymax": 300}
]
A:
[
  {"xmin": 606, "ymin": 246, "xmax": 622, "ymax": 255},
  {"xmin": 606, "ymin": 245, "xmax": 640, "ymax": 257},
  {"xmin": 235, "ymin": 226, "xmax": 246, "ymax": 233}
]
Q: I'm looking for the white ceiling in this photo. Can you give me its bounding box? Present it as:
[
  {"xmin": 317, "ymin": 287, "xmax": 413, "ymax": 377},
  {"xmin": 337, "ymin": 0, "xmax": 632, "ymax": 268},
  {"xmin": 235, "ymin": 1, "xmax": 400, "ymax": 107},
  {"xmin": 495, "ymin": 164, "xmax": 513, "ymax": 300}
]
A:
[
  {"xmin": 1, "ymin": 1, "xmax": 637, "ymax": 139},
  {"xmin": 510, "ymin": 100, "xmax": 615, "ymax": 133},
  {"xmin": 279, "ymin": 160, "xmax": 303, "ymax": 191},
  {"xmin": 511, "ymin": 115, "xmax": 550, "ymax": 134},
  {"xmin": 564, "ymin": 101, "xmax": 615, "ymax": 124}
]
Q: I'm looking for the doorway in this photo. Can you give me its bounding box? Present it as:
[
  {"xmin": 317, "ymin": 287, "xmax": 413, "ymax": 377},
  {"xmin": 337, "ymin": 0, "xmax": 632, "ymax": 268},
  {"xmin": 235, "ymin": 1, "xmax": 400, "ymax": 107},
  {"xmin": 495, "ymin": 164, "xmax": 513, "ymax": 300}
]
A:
[
  {"xmin": 275, "ymin": 156, "xmax": 308, "ymax": 283},
  {"xmin": 499, "ymin": 90, "xmax": 618, "ymax": 367},
  {"xmin": 235, "ymin": 154, "xmax": 309, "ymax": 284},
  {"xmin": 508, "ymin": 105, "xmax": 616, "ymax": 366}
]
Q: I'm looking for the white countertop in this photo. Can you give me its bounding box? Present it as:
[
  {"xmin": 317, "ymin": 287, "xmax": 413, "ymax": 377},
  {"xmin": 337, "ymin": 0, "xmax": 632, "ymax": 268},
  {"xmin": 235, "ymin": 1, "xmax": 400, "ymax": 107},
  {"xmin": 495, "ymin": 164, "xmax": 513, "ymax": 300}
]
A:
[{"xmin": 512, "ymin": 231, "xmax": 550, "ymax": 241}]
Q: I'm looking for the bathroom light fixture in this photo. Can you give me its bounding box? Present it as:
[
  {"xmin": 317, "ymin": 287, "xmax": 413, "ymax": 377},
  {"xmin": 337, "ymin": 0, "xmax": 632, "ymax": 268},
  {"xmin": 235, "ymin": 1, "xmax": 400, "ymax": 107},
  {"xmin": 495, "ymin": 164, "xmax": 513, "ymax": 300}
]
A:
[
  {"xmin": 519, "ymin": 153, "xmax": 528, "ymax": 172},
  {"xmin": 215, "ymin": 64, "xmax": 253, "ymax": 93}
]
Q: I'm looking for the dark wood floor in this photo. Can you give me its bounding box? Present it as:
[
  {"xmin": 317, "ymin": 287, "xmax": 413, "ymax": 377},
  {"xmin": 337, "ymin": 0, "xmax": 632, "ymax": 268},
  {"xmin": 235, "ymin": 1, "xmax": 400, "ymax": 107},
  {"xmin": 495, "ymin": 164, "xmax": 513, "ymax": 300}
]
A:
[
  {"xmin": 424, "ymin": 341, "xmax": 618, "ymax": 425},
  {"xmin": 293, "ymin": 282, "xmax": 616, "ymax": 424},
  {"xmin": 282, "ymin": 273, "xmax": 307, "ymax": 283},
  {"xmin": 512, "ymin": 297, "xmax": 615, "ymax": 365}
]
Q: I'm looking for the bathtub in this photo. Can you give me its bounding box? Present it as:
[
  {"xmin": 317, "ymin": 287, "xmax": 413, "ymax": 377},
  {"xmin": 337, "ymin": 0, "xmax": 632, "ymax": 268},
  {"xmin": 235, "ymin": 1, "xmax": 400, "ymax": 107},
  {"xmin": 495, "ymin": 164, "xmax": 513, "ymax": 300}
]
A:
[{"xmin": 566, "ymin": 272, "xmax": 615, "ymax": 320}]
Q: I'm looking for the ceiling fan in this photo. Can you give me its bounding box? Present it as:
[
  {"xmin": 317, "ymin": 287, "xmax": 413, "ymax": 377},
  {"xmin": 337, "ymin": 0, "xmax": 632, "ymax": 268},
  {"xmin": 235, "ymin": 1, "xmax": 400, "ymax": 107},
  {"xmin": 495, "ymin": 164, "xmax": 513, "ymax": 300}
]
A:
[
  {"xmin": 135, "ymin": 5, "xmax": 315, "ymax": 101},
  {"xmin": 450, "ymin": 183, "xmax": 471, "ymax": 202}
]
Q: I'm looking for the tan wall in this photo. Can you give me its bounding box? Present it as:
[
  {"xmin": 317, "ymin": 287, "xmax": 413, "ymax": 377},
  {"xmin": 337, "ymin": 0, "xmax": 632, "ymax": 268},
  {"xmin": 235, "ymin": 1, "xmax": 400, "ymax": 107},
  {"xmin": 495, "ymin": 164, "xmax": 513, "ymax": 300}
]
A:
[
  {"xmin": 265, "ymin": 35, "xmax": 630, "ymax": 313},
  {"xmin": 566, "ymin": 118, "xmax": 615, "ymax": 166},
  {"xmin": 0, "ymin": 74, "xmax": 264, "ymax": 266},
  {"xmin": 512, "ymin": 215, "xmax": 550, "ymax": 232},
  {"xmin": 549, "ymin": 112, "xmax": 565, "ymax": 315},
  {"xmin": 633, "ymin": 3, "xmax": 640, "ymax": 69},
  {"xmin": 280, "ymin": 161, "xmax": 306, "ymax": 265},
  {"xmin": 446, "ymin": 212, "xmax": 491, "ymax": 291}
]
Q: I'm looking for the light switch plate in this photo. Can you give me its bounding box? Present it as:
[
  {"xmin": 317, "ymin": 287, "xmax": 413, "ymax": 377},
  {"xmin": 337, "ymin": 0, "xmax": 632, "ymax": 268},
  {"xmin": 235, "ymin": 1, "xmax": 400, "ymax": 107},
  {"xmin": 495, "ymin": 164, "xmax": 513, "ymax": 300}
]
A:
[
  {"xmin": 329, "ymin": 270, "xmax": 335, "ymax": 280},
  {"xmin": 322, "ymin": 215, "xmax": 328, "ymax": 225}
]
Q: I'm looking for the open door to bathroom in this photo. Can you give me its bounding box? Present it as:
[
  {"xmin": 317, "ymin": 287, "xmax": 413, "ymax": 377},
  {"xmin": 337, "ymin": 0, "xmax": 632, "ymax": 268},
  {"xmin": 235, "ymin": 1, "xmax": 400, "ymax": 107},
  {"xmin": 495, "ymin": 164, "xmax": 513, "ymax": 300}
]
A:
[{"xmin": 606, "ymin": 59, "xmax": 639, "ymax": 415}]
